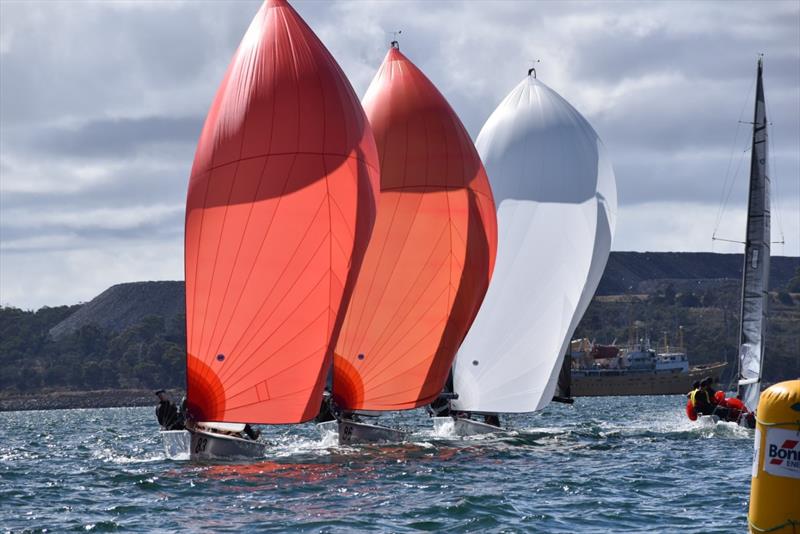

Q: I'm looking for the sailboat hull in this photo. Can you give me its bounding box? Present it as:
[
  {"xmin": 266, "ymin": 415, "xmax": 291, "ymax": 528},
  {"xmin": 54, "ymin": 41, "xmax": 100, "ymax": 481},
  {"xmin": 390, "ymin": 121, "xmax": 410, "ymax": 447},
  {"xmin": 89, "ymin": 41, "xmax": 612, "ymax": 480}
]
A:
[
  {"xmin": 160, "ymin": 429, "xmax": 266, "ymax": 461},
  {"xmin": 317, "ymin": 420, "xmax": 406, "ymax": 445},
  {"xmin": 432, "ymin": 416, "xmax": 503, "ymax": 437}
]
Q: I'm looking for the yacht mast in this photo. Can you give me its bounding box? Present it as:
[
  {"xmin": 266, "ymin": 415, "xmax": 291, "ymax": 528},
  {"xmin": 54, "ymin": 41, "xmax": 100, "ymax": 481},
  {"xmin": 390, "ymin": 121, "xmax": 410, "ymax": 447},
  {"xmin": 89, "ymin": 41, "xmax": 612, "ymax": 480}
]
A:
[{"xmin": 736, "ymin": 56, "xmax": 771, "ymax": 413}]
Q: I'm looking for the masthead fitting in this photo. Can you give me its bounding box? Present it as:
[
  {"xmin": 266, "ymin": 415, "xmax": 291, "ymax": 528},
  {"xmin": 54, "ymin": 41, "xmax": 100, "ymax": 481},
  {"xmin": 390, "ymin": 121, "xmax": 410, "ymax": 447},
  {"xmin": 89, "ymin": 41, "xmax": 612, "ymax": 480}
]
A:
[
  {"xmin": 390, "ymin": 30, "xmax": 402, "ymax": 50},
  {"xmin": 528, "ymin": 59, "xmax": 540, "ymax": 78}
]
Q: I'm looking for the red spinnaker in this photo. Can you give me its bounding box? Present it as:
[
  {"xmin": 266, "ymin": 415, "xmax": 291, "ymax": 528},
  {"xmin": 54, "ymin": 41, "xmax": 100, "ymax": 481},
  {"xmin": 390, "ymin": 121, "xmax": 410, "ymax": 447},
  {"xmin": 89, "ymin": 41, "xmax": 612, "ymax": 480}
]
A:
[
  {"xmin": 332, "ymin": 47, "xmax": 497, "ymax": 411},
  {"xmin": 184, "ymin": 0, "xmax": 379, "ymax": 424}
]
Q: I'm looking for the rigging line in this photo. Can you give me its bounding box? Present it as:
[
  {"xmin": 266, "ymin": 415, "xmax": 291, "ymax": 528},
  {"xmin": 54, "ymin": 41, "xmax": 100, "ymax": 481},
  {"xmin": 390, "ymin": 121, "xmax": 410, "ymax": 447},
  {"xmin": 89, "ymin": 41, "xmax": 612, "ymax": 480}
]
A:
[
  {"xmin": 713, "ymin": 142, "xmax": 750, "ymax": 244},
  {"xmin": 714, "ymin": 139, "xmax": 751, "ymax": 240},
  {"xmin": 712, "ymin": 237, "xmax": 746, "ymax": 244},
  {"xmin": 765, "ymin": 105, "xmax": 786, "ymax": 250},
  {"xmin": 712, "ymin": 74, "xmax": 757, "ymax": 236}
]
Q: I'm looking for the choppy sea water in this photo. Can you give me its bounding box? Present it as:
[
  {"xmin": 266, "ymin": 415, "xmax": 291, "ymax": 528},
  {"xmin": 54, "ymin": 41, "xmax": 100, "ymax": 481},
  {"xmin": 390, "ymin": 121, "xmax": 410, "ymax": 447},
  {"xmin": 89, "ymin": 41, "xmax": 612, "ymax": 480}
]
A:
[{"xmin": 1, "ymin": 396, "xmax": 754, "ymax": 533}]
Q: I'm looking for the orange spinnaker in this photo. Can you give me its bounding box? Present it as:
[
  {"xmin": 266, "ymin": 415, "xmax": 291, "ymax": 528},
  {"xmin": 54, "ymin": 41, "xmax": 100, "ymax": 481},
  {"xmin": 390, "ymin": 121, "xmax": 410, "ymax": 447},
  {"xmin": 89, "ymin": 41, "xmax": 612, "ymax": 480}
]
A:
[
  {"xmin": 184, "ymin": 0, "xmax": 379, "ymax": 424},
  {"xmin": 332, "ymin": 47, "xmax": 497, "ymax": 411}
]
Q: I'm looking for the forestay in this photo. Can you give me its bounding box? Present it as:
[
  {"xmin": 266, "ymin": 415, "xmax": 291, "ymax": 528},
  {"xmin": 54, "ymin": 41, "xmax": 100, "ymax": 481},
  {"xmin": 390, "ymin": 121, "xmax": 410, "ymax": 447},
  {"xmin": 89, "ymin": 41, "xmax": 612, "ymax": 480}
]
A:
[
  {"xmin": 452, "ymin": 74, "xmax": 617, "ymax": 413},
  {"xmin": 737, "ymin": 57, "xmax": 771, "ymax": 413},
  {"xmin": 184, "ymin": 0, "xmax": 379, "ymax": 424},
  {"xmin": 332, "ymin": 46, "xmax": 497, "ymax": 411}
]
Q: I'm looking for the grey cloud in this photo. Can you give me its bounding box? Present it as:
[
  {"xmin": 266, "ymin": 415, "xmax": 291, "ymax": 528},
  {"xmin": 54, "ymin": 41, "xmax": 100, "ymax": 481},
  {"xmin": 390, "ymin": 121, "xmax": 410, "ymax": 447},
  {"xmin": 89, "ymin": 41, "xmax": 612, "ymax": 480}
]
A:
[
  {"xmin": 14, "ymin": 116, "xmax": 204, "ymax": 159},
  {"xmin": 1, "ymin": 0, "xmax": 798, "ymax": 309}
]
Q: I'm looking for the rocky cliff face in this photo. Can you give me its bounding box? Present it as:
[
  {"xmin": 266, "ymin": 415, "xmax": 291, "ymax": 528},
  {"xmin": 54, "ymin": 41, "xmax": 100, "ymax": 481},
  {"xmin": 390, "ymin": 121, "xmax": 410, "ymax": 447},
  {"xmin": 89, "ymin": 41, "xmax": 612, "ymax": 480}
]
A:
[{"xmin": 49, "ymin": 281, "xmax": 185, "ymax": 340}]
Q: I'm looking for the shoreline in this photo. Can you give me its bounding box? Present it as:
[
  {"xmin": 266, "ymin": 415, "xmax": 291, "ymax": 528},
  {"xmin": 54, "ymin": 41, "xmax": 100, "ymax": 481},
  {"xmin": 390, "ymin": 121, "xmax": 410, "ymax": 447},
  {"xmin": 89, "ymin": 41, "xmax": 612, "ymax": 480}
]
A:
[{"xmin": 0, "ymin": 389, "xmax": 184, "ymax": 412}]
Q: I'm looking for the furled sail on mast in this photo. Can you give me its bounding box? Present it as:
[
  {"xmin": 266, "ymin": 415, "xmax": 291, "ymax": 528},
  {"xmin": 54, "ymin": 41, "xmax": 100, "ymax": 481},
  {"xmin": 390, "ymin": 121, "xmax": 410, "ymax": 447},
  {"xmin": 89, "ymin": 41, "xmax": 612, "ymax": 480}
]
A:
[
  {"xmin": 332, "ymin": 45, "xmax": 497, "ymax": 412},
  {"xmin": 452, "ymin": 72, "xmax": 617, "ymax": 414},
  {"xmin": 184, "ymin": 0, "xmax": 379, "ymax": 424},
  {"xmin": 737, "ymin": 57, "xmax": 770, "ymax": 413}
]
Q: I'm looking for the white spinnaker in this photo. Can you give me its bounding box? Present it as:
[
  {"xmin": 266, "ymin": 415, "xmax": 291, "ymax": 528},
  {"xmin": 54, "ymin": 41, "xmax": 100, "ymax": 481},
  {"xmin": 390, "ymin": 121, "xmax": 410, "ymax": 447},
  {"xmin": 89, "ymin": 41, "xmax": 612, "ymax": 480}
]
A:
[{"xmin": 452, "ymin": 75, "xmax": 617, "ymax": 413}]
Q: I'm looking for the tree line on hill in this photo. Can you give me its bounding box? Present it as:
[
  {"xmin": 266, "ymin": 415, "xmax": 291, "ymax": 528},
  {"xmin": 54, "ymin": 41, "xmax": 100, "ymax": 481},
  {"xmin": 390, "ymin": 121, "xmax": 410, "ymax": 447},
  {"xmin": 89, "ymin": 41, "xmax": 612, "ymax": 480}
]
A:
[
  {"xmin": 1, "ymin": 267, "xmax": 798, "ymax": 395},
  {"xmin": 0, "ymin": 306, "xmax": 185, "ymax": 394}
]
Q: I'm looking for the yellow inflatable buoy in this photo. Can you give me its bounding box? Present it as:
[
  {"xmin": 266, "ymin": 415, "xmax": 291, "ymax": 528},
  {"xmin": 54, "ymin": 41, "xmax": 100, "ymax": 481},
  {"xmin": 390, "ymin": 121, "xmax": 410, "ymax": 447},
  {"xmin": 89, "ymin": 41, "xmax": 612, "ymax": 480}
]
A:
[{"xmin": 749, "ymin": 379, "xmax": 800, "ymax": 533}]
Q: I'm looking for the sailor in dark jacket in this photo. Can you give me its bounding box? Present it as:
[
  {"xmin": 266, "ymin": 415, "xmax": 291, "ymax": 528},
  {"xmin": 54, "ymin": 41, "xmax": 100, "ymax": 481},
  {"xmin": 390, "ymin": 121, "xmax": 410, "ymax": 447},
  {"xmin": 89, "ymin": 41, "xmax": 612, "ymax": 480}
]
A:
[
  {"xmin": 700, "ymin": 377, "xmax": 730, "ymax": 419},
  {"xmin": 155, "ymin": 390, "xmax": 184, "ymax": 430},
  {"xmin": 691, "ymin": 381, "xmax": 716, "ymax": 415}
]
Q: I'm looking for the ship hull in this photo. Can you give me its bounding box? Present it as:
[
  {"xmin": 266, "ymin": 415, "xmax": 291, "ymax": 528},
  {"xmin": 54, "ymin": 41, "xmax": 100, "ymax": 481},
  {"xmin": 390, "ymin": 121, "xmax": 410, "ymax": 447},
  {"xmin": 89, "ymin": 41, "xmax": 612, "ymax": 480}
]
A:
[{"xmin": 571, "ymin": 362, "xmax": 727, "ymax": 397}]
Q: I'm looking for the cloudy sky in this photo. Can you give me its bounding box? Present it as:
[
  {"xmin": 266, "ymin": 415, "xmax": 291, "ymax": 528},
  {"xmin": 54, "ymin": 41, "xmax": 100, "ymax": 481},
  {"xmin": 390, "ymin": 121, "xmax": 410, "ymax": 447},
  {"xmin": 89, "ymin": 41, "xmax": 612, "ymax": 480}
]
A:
[{"xmin": 1, "ymin": 0, "xmax": 798, "ymax": 310}]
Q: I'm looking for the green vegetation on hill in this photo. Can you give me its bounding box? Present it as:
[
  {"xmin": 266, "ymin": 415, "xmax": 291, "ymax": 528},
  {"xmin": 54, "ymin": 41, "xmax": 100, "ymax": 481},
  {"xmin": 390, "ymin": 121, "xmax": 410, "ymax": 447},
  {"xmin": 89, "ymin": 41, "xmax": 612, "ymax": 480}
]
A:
[
  {"xmin": 1, "ymin": 256, "xmax": 798, "ymax": 397},
  {"xmin": 0, "ymin": 307, "xmax": 185, "ymax": 394}
]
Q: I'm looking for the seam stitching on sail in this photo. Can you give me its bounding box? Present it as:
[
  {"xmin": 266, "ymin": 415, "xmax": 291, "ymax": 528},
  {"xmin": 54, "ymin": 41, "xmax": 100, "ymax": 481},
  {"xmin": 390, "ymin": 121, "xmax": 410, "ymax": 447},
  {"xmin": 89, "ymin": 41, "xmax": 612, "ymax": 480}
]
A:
[
  {"xmin": 205, "ymin": 27, "xmax": 281, "ymax": 371},
  {"xmin": 359, "ymin": 222, "xmax": 453, "ymax": 378}
]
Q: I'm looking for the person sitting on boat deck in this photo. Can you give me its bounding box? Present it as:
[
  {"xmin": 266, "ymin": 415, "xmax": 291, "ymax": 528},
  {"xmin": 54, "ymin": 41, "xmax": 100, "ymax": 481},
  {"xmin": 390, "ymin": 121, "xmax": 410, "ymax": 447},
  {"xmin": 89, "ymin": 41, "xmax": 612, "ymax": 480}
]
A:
[
  {"xmin": 483, "ymin": 414, "xmax": 500, "ymax": 427},
  {"xmin": 687, "ymin": 381, "xmax": 701, "ymax": 409},
  {"xmin": 427, "ymin": 395, "xmax": 452, "ymax": 418},
  {"xmin": 700, "ymin": 378, "xmax": 730, "ymax": 419},
  {"xmin": 690, "ymin": 381, "xmax": 716, "ymax": 416},
  {"xmin": 314, "ymin": 390, "xmax": 336, "ymax": 423},
  {"xmin": 243, "ymin": 424, "xmax": 260, "ymax": 440},
  {"xmin": 155, "ymin": 390, "xmax": 184, "ymax": 430}
]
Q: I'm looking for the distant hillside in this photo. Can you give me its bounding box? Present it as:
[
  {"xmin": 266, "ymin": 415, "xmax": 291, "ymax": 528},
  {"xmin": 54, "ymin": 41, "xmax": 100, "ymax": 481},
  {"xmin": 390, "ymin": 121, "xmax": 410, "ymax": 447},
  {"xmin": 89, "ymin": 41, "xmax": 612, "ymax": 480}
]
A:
[
  {"xmin": 596, "ymin": 252, "xmax": 799, "ymax": 295},
  {"xmin": 1, "ymin": 251, "xmax": 797, "ymax": 400},
  {"xmin": 46, "ymin": 253, "xmax": 800, "ymax": 339},
  {"xmin": 49, "ymin": 281, "xmax": 184, "ymax": 340}
]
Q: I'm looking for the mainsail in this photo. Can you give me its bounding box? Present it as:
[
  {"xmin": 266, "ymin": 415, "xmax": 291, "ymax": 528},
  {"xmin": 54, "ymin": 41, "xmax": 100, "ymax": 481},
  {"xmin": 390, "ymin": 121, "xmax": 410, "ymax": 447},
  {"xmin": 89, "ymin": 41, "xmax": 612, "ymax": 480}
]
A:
[
  {"xmin": 184, "ymin": 0, "xmax": 379, "ymax": 424},
  {"xmin": 332, "ymin": 45, "xmax": 497, "ymax": 411},
  {"xmin": 452, "ymin": 73, "xmax": 617, "ymax": 414},
  {"xmin": 737, "ymin": 57, "xmax": 771, "ymax": 413}
]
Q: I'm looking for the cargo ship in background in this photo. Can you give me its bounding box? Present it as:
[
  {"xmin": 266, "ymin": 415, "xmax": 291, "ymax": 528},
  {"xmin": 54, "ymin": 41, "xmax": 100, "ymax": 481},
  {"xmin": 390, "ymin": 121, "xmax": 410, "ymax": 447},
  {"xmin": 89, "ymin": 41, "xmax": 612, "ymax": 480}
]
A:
[{"xmin": 566, "ymin": 327, "xmax": 727, "ymax": 397}]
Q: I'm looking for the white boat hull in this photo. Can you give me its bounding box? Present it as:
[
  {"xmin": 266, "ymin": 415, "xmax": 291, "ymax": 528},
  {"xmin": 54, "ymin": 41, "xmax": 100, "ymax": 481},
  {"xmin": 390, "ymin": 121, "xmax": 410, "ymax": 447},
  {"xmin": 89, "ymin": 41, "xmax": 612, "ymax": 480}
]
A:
[
  {"xmin": 160, "ymin": 429, "xmax": 265, "ymax": 461},
  {"xmin": 316, "ymin": 420, "xmax": 406, "ymax": 445},
  {"xmin": 432, "ymin": 416, "xmax": 503, "ymax": 437}
]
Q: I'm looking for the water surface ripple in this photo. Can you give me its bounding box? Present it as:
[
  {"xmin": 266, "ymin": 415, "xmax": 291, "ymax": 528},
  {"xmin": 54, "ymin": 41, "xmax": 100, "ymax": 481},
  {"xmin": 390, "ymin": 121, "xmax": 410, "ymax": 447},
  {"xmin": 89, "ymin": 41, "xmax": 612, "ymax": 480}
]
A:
[{"xmin": 0, "ymin": 396, "xmax": 753, "ymax": 532}]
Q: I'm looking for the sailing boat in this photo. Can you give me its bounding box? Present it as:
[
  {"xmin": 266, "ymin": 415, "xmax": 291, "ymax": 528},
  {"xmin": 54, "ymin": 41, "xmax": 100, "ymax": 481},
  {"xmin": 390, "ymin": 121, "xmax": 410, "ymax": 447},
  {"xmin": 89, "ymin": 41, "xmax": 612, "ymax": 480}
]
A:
[
  {"xmin": 318, "ymin": 43, "xmax": 498, "ymax": 444},
  {"xmin": 695, "ymin": 57, "xmax": 770, "ymax": 429},
  {"xmin": 162, "ymin": 0, "xmax": 380, "ymax": 460},
  {"xmin": 735, "ymin": 57, "xmax": 771, "ymax": 419},
  {"xmin": 436, "ymin": 68, "xmax": 617, "ymax": 436}
]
